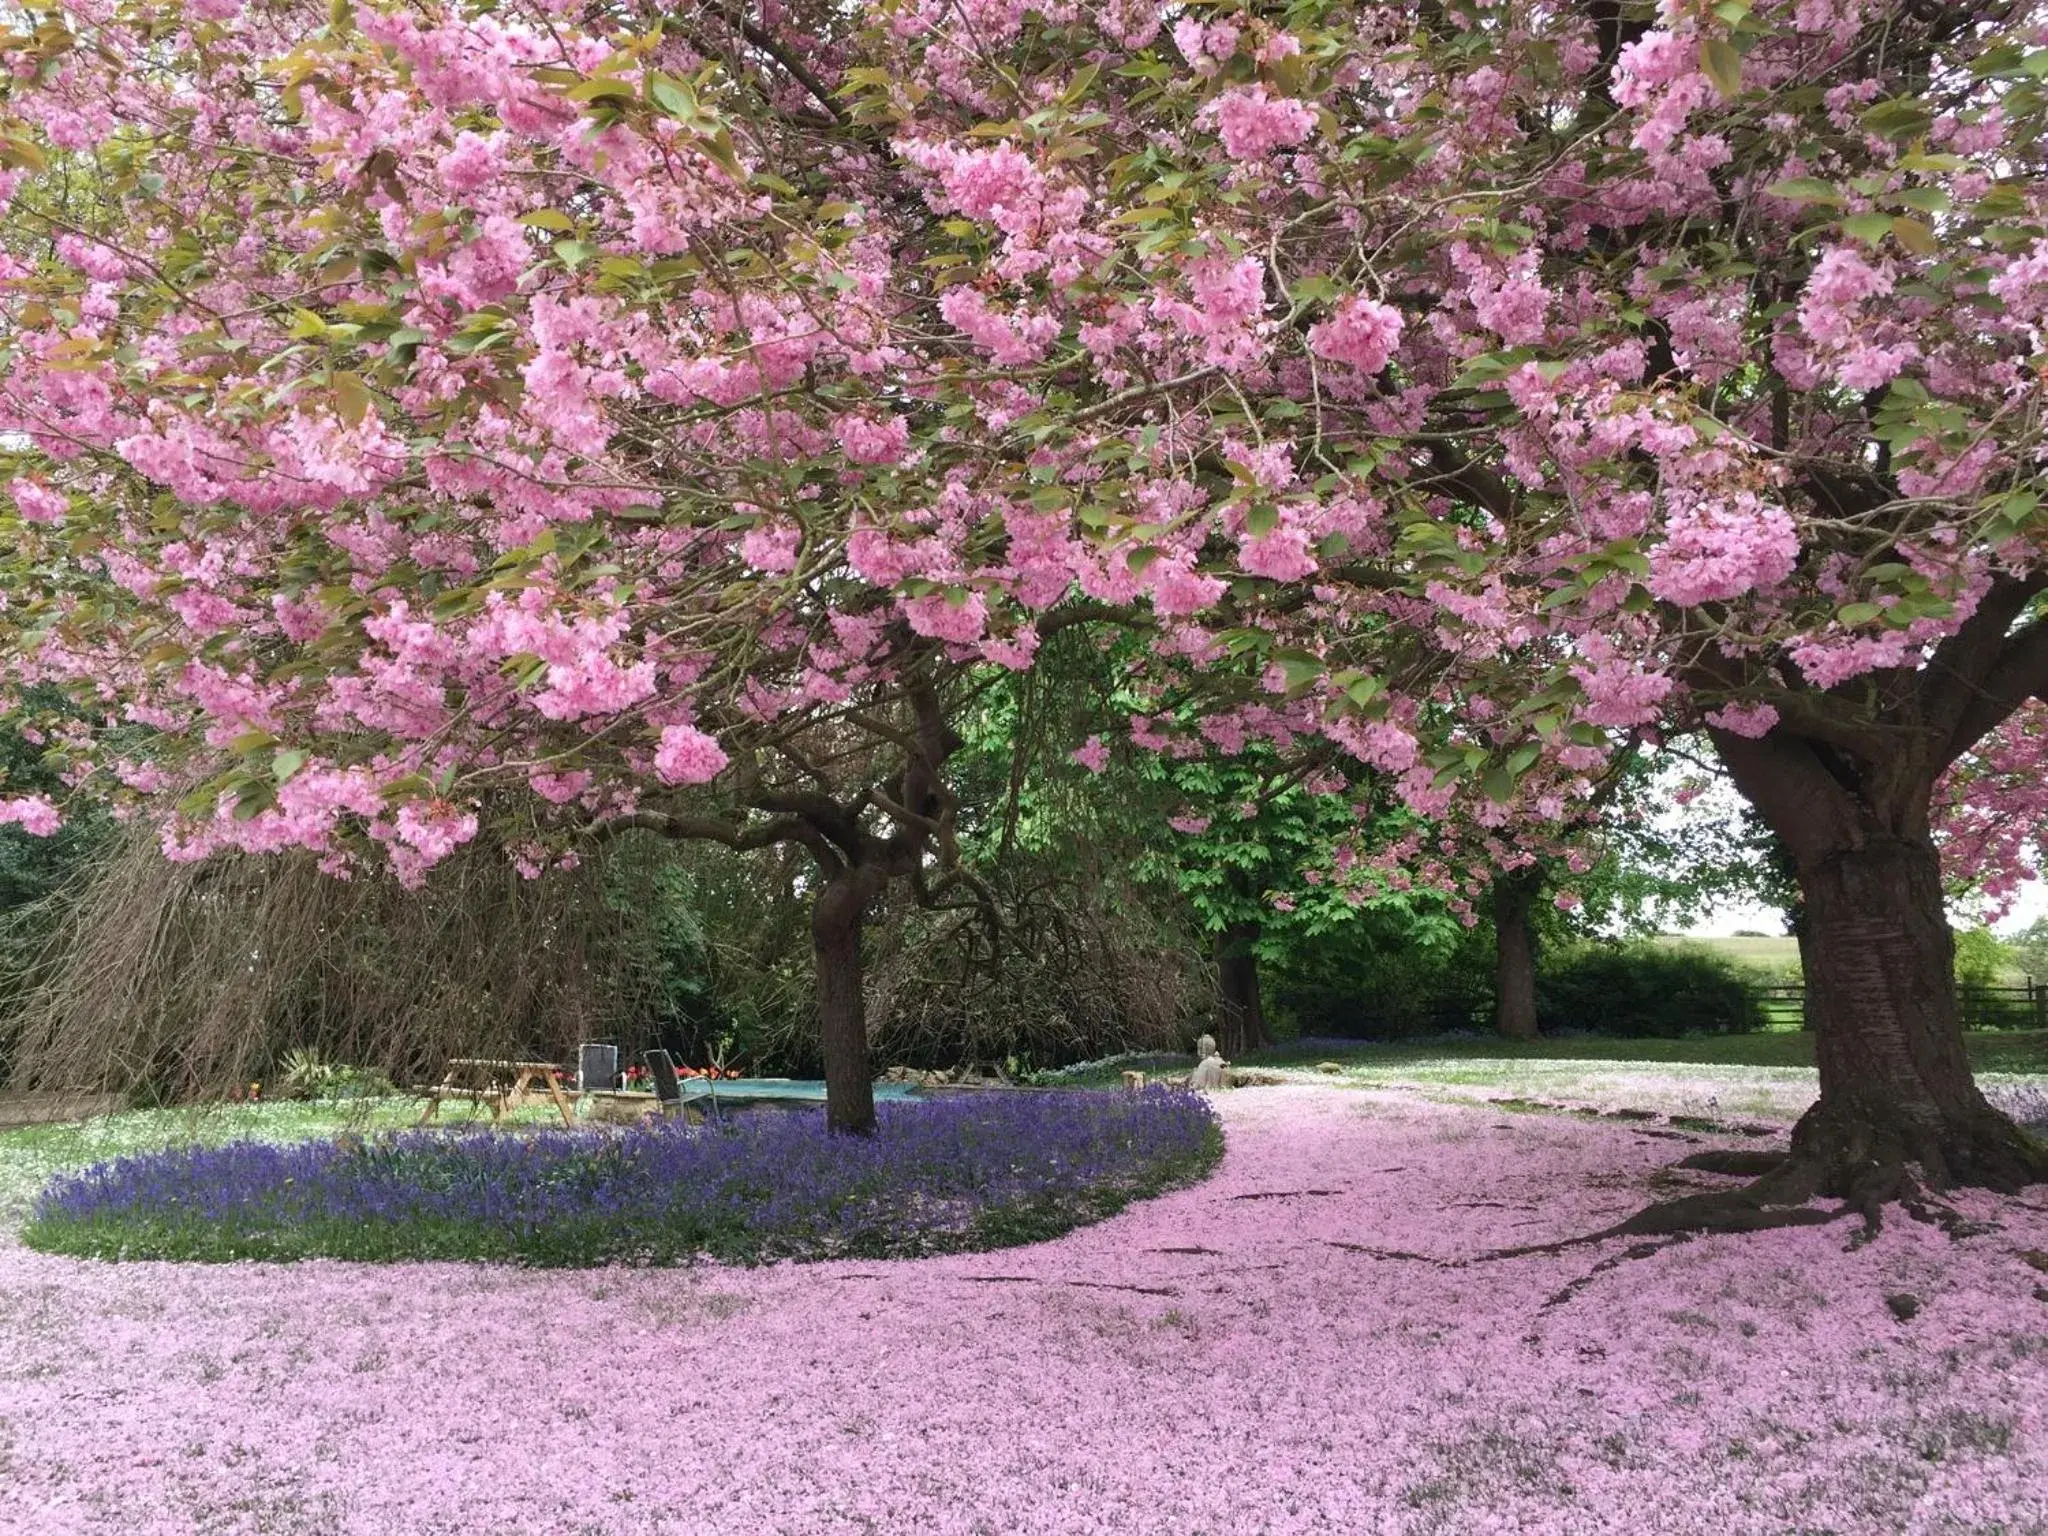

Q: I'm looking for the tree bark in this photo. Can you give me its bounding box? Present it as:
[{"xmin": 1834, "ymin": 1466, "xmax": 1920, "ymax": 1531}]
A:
[
  {"xmin": 1214, "ymin": 921, "xmax": 1268, "ymax": 1058},
  {"xmin": 1711, "ymin": 725, "xmax": 2046, "ymax": 1202},
  {"xmin": 1492, "ymin": 874, "xmax": 1540, "ymax": 1040},
  {"xmin": 812, "ymin": 868, "xmax": 880, "ymax": 1136},
  {"xmin": 1786, "ymin": 833, "xmax": 2041, "ymax": 1197}
]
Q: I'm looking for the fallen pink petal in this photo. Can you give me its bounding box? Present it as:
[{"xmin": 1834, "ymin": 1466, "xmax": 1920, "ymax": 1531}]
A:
[{"xmin": 5, "ymin": 1087, "xmax": 2046, "ymax": 1535}]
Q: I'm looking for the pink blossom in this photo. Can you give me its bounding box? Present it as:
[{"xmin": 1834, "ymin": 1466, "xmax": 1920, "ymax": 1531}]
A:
[
  {"xmin": 1238, "ymin": 526, "xmax": 1318, "ymax": 581},
  {"xmin": 1071, "ymin": 734, "xmax": 1109, "ymax": 772},
  {"xmin": 1989, "ymin": 242, "xmax": 2048, "ymax": 323},
  {"xmin": 1571, "ymin": 660, "xmax": 1675, "ymax": 727},
  {"xmin": 0, "ymin": 793, "xmax": 60, "ymax": 836},
  {"xmin": 1308, "ymin": 297, "xmax": 1404, "ymax": 374},
  {"xmin": 529, "ymin": 769, "xmax": 592, "ymax": 804},
  {"xmin": 1798, "ymin": 247, "xmax": 1893, "ymax": 348},
  {"xmin": 741, "ymin": 522, "xmax": 803, "ymax": 574},
  {"xmin": 1210, "ymin": 86, "xmax": 1317, "ymax": 161},
  {"xmin": 653, "ymin": 724, "xmax": 729, "ymax": 785},
  {"xmin": 391, "ymin": 800, "xmax": 478, "ymax": 864},
  {"xmin": 1649, "ymin": 492, "xmax": 1799, "ymax": 606},
  {"xmin": 1699, "ymin": 701, "xmax": 1778, "ymax": 739},
  {"xmin": 9, "ymin": 479, "xmax": 67, "ymax": 525},
  {"xmin": 903, "ymin": 589, "xmax": 989, "ymax": 643},
  {"xmin": 837, "ymin": 413, "xmax": 911, "ymax": 466},
  {"xmin": 1148, "ymin": 558, "xmax": 1228, "ymax": 617}
]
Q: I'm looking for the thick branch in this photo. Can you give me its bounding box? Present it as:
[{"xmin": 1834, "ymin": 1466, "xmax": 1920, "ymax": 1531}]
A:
[
  {"xmin": 589, "ymin": 809, "xmax": 837, "ymax": 866},
  {"xmin": 722, "ymin": 10, "xmax": 852, "ymax": 129},
  {"xmin": 1938, "ymin": 608, "xmax": 2048, "ymax": 766},
  {"xmin": 1707, "ymin": 726, "xmax": 1864, "ymax": 867},
  {"xmin": 1424, "ymin": 442, "xmax": 1517, "ymax": 523}
]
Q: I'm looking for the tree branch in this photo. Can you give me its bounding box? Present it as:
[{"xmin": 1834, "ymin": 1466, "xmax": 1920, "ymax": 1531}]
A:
[{"xmin": 1941, "ymin": 614, "xmax": 2048, "ymax": 768}]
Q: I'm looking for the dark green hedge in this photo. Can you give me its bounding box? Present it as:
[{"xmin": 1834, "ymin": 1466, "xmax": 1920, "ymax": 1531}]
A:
[{"xmin": 1536, "ymin": 943, "xmax": 1765, "ymax": 1038}]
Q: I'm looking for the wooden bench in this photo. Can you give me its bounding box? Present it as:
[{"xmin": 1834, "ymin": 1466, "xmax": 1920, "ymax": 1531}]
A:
[{"xmin": 417, "ymin": 1058, "xmax": 575, "ymax": 1129}]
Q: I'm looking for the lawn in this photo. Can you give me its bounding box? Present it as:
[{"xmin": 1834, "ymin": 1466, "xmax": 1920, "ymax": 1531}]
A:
[
  {"xmin": 1655, "ymin": 933, "xmax": 1803, "ymax": 975},
  {"xmin": 3, "ymin": 1084, "xmax": 2046, "ymax": 1534},
  {"xmin": 1250, "ymin": 1029, "xmax": 2048, "ymax": 1074}
]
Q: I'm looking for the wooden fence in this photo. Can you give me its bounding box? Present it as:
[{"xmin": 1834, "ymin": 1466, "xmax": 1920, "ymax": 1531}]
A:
[{"xmin": 1758, "ymin": 981, "xmax": 2048, "ymax": 1031}]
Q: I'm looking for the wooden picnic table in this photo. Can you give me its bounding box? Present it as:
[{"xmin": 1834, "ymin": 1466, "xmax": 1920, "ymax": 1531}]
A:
[{"xmin": 417, "ymin": 1058, "xmax": 575, "ymax": 1128}]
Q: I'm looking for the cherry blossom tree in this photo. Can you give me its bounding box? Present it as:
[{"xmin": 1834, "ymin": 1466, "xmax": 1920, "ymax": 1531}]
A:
[{"xmin": 0, "ymin": 0, "xmax": 2043, "ymax": 1206}]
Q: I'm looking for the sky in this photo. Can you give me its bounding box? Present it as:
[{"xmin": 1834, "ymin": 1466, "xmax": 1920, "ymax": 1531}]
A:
[{"xmin": 1638, "ymin": 754, "xmax": 2047, "ymax": 939}]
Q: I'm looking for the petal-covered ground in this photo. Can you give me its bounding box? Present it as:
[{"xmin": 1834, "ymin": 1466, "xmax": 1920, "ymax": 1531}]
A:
[{"xmin": 4, "ymin": 1086, "xmax": 2047, "ymax": 1535}]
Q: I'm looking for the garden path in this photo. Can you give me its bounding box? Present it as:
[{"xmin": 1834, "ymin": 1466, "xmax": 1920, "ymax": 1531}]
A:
[{"xmin": 2, "ymin": 1086, "xmax": 2046, "ymax": 1535}]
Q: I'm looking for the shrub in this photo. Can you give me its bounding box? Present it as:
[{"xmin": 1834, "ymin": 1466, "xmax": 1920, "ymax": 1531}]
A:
[
  {"xmin": 1265, "ymin": 908, "xmax": 1493, "ymax": 1040},
  {"xmin": 26, "ymin": 1088, "xmax": 1220, "ymax": 1267},
  {"xmin": 1537, "ymin": 943, "xmax": 1766, "ymax": 1038}
]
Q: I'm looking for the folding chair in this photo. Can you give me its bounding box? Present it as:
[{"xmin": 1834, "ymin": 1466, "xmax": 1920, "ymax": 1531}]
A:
[{"xmin": 645, "ymin": 1049, "xmax": 720, "ymax": 1124}]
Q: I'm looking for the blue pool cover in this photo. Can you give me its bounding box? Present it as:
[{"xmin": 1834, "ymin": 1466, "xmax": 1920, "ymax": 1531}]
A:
[{"xmin": 679, "ymin": 1079, "xmax": 924, "ymax": 1103}]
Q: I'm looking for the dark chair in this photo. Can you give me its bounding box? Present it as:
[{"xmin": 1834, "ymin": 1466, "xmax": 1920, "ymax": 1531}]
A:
[
  {"xmin": 579, "ymin": 1042, "xmax": 619, "ymax": 1093},
  {"xmin": 645, "ymin": 1050, "xmax": 718, "ymax": 1123}
]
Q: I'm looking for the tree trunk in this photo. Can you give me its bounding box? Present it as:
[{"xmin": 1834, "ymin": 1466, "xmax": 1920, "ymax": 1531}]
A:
[
  {"xmin": 1214, "ymin": 921, "xmax": 1268, "ymax": 1058},
  {"xmin": 1704, "ymin": 727, "xmax": 2046, "ymax": 1210},
  {"xmin": 1786, "ymin": 833, "xmax": 2041, "ymax": 1197},
  {"xmin": 812, "ymin": 870, "xmax": 878, "ymax": 1136},
  {"xmin": 1492, "ymin": 874, "xmax": 1539, "ymax": 1040}
]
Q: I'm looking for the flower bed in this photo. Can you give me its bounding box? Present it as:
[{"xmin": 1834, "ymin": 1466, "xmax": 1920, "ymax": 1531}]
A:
[{"xmin": 24, "ymin": 1088, "xmax": 1220, "ymax": 1267}]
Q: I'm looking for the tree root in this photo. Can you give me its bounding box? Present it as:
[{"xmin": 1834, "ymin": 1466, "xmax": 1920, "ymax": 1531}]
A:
[
  {"xmin": 1326, "ymin": 1109, "xmax": 2044, "ymax": 1311},
  {"xmin": 1541, "ymin": 1240, "xmax": 1687, "ymax": 1310},
  {"xmin": 962, "ymin": 1275, "xmax": 1180, "ymax": 1297},
  {"xmin": 1229, "ymin": 1187, "xmax": 1344, "ymax": 1201},
  {"xmin": 1677, "ymin": 1149, "xmax": 1789, "ymax": 1177}
]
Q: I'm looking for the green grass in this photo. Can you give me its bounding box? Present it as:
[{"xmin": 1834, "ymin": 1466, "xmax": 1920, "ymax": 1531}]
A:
[
  {"xmin": 0, "ymin": 1096, "xmax": 571, "ymax": 1232},
  {"xmin": 1246, "ymin": 1031, "xmax": 2048, "ymax": 1075},
  {"xmin": 1655, "ymin": 934, "xmax": 1802, "ymax": 976}
]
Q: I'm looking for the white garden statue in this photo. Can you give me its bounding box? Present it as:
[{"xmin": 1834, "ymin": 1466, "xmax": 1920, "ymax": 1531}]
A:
[
  {"xmin": 1195, "ymin": 1034, "xmax": 1217, "ymax": 1062},
  {"xmin": 1188, "ymin": 1054, "xmax": 1229, "ymax": 1092}
]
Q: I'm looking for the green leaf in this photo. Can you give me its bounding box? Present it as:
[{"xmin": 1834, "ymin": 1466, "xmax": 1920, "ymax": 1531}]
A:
[
  {"xmin": 1837, "ymin": 601, "xmax": 1883, "ymax": 626},
  {"xmin": 332, "ymin": 371, "xmax": 371, "ymax": 426},
  {"xmin": 272, "ymin": 749, "xmax": 308, "ymax": 783},
  {"xmin": 650, "ymin": 76, "xmax": 696, "ymax": 119},
  {"xmin": 1766, "ymin": 177, "xmax": 1843, "ymax": 206},
  {"xmin": 1842, "ymin": 211, "xmax": 1894, "ymax": 247},
  {"xmin": 1892, "ymin": 187, "xmax": 1950, "ymax": 214},
  {"xmin": 1272, "ymin": 651, "xmax": 1324, "ymax": 692},
  {"xmin": 231, "ymin": 784, "xmax": 276, "ymax": 822},
  {"xmin": 1482, "ymin": 764, "xmax": 1516, "ymax": 803},
  {"xmin": 1860, "ymin": 97, "xmax": 1934, "ymax": 141},
  {"xmin": 1890, "ymin": 216, "xmax": 1938, "ymax": 256},
  {"xmin": 519, "ymin": 209, "xmax": 575, "ymax": 232},
  {"xmin": 1698, "ymin": 38, "xmax": 1742, "ymax": 98}
]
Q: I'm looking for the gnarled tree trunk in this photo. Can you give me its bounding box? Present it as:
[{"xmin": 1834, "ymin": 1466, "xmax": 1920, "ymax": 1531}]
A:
[
  {"xmin": 1713, "ymin": 726, "xmax": 2047, "ymax": 1209},
  {"xmin": 812, "ymin": 866, "xmax": 882, "ymax": 1136},
  {"xmin": 1214, "ymin": 920, "xmax": 1267, "ymax": 1058},
  {"xmin": 1787, "ymin": 832, "xmax": 2038, "ymax": 1197},
  {"xmin": 1492, "ymin": 872, "xmax": 1539, "ymax": 1040}
]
